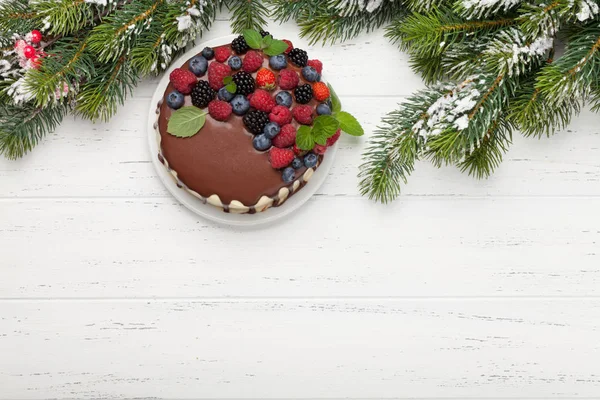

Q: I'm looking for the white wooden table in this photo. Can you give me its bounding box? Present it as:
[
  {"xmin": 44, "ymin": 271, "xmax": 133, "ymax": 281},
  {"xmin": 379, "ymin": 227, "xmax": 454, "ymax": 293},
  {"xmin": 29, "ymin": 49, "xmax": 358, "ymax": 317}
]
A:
[{"xmin": 2, "ymin": 16, "xmax": 600, "ymax": 400}]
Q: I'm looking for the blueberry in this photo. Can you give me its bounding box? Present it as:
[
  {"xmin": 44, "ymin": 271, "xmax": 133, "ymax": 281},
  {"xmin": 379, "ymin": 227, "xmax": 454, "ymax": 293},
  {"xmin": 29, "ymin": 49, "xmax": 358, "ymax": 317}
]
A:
[
  {"xmin": 282, "ymin": 167, "xmax": 295, "ymax": 183},
  {"xmin": 263, "ymin": 122, "xmax": 281, "ymax": 139},
  {"xmin": 166, "ymin": 90, "xmax": 184, "ymax": 109},
  {"xmin": 188, "ymin": 55, "xmax": 208, "ymax": 76},
  {"xmin": 202, "ymin": 47, "xmax": 214, "ymax": 60},
  {"xmin": 316, "ymin": 103, "xmax": 332, "ymax": 115},
  {"xmin": 253, "ymin": 134, "xmax": 272, "ymax": 151},
  {"xmin": 269, "ymin": 55, "xmax": 287, "ymax": 71},
  {"xmin": 230, "ymin": 95, "xmax": 250, "ymax": 115},
  {"xmin": 275, "ymin": 91, "xmax": 293, "ymax": 107},
  {"xmin": 302, "ymin": 66, "xmax": 319, "ymax": 82},
  {"xmin": 304, "ymin": 153, "xmax": 318, "ymax": 168},
  {"xmin": 228, "ymin": 55, "xmax": 242, "ymax": 70},
  {"xmin": 291, "ymin": 157, "xmax": 303, "ymax": 169},
  {"xmin": 218, "ymin": 86, "xmax": 235, "ymax": 102}
]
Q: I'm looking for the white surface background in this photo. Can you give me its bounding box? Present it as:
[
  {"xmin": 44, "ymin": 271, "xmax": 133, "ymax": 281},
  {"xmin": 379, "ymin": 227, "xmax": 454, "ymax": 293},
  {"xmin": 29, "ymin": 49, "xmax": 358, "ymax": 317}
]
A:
[{"xmin": 2, "ymin": 15, "xmax": 600, "ymax": 400}]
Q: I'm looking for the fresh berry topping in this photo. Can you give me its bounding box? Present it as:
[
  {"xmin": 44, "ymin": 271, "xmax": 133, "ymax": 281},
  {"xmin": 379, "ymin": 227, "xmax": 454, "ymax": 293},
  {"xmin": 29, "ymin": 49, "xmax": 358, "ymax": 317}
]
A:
[
  {"xmin": 202, "ymin": 47, "xmax": 214, "ymax": 60},
  {"xmin": 313, "ymin": 144, "xmax": 327, "ymax": 155},
  {"xmin": 218, "ymin": 86, "xmax": 235, "ymax": 102},
  {"xmin": 30, "ymin": 30, "xmax": 42, "ymax": 44},
  {"xmin": 256, "ymin": 68, "xmax": 276, "ymax": 90},
  {"xmin": 190, "ymin": 80, "xmax": 216, "ymax": 108},
  {"xmin": 263, "ymin": 122, "xmax": 281, "ymax": 139},
  {"xmin": 231, "ymin": 95, "xmax": 251, "ymax": 115},
  {"xmin": 188, "ymin": 55, "xmax": 208, "ymax": 76},
  {"xmin": 208, "ymin": 100, "xmax": 233, "ymax": 121},
  {"xmin": 312, "ymin": 82, "xmax": 330, "ymax": 102},
  {"xmin": 269, "ymin": 147, "xmax": 295, "ymax": 169},
  {"xmin": 260, "ymin": 30, "xmax": 271, "ymax": 37},
  {"xmin": 316, "ymin": 103, "xmax": 332, "ymax": 115},
  {"xmin": 282, "ymin": 39, "xmax": 293, "ymax": 54},
  {"xmin": 288, "ymin": 48, "xmax": 308, "ymax": 67},
  {"xmin": 307, "ymin": 60, "xmax": 323, "ymax": 75},
  {"xmin": 228, "ymin": 56, "xmax": 242, "ymax": 70},
  {"xmin": 304, "ymin": 153, "xmax": 318, "ymax": 168},
  {"xmin": 232, "ymin": 71, "xmax": 255, "ymax": 95},
  {"xmin": 253, "ymin": 134, "xmax": 272, "ymax": 151},
  {"xmin": 293, "ymin": 144, "xmax": 304, "ymax": 156},
  {"xmin": 282, "ymin": 167, "xmax": 295, "ymax": 183},
  {"xmin": 294, "ymin": 84, "xmax": 313, "ymax": 104},
  {"xmin": 292, "ymin": 105, "xmax": 314, "ymax": 125},
  {"xmin": 243, "ymin": 110, "xmax": 270, "ymax": 135},
  {"xmin": 291, "ymin": 157, "xmax": 303, "ymax": 169},
  {"xmin": 23, "ymin": 45, "xmax": 35, "ymax": 59},
  {"xmin": 272, "ymin": 124, "xmax": 296, "ymax": 148},
  {"xmin": 207, "ymin": 62, "xmax": 232, "ymax": 90},
  {"xmin": 214, "ymin": 46, "xmax": 231, "ymax": 63},
  {"xmin": 326, "ymin": 129, "xmax": 342, "ymax": 147},
  {"xmin": 269, "ymin": 54, "xmax": 287, "ymax": 71},
  {"xmin": 242, "ymin": 50, "xmax": 263, "ymax": 73},
  {"xmin": 301, "ymin": 66, "xmax": 319, "ymax": 82},
  {"xmin": 269, "ymin": 105, "xmax": 292, "ymax": 125},
  {"xmin": 278, "ymin": 69, "xmax": 299, "ymax": 90},
  {"xmin": 250, "ymin": 89, "xmax": 276, "ymax": 113},
  {"xmin": 169, "ymin": 68, "xmax": 197, "ymax": 94},
  {"xmin": 275, "ymin": 91, "xmax": 293, "ymax": 108},
  {"xmin": 166, "ymin": 90, "xmax": 185, "ymax": 109},
  {"xmin": 231, "ymin": 35, "xmax": 250, "ymax": 55}
]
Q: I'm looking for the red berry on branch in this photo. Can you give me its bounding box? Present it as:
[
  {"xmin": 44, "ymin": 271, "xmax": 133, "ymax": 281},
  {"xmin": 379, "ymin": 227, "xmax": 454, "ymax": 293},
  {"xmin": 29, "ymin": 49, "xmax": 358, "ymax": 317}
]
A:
[
  {"xmin": 29, "ymin": 55, "xmax": 42, "ymax": 69},
  {"xmin": 23, "ymin": 45, "xmax": 36, "ymax": 59},
  {"xmin": 30, "ymin": 30, "xmax": 42, "ymax": 44}
]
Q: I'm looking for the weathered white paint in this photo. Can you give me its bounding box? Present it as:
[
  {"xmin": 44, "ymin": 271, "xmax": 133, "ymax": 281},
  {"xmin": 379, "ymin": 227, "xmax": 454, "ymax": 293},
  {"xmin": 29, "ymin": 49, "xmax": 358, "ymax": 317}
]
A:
[{"xmin": 1, "ymin": 16, "xmax": 599, "ymax": 400}]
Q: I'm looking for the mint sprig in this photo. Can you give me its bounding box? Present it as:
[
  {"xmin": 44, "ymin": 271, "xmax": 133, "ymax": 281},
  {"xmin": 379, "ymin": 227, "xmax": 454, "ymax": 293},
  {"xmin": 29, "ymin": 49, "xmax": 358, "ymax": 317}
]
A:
[
  {"xmin": 223, "ymin": 76, "xmax": 237, "ymax": 94},
  {"xmin": 243, "ymin": 29, "xmax": 289, "ymax": 56},
  {"xmin": 167, "ymin": 106, "xmax": 206, "ymax": 138}
]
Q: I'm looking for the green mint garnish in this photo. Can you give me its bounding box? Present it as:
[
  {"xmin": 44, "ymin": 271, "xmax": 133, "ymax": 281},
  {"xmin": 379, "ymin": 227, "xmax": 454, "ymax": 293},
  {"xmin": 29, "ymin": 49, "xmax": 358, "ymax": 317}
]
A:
[
  {"xmin": 328, "ymin": 83, "xmax": 342, "ymax": 114},
  {"xmin": 243, "ymin": 29, "xmax": 289, "ymax": 56},
  {"xmin": 296, "ymin": 125, "xmax": 315, "ymax": 151},
  {"xmin": 243, "ymin": 29, "xmax": 263, "ymax": 49},
  {"xmin": 167, "ymin": 106, "xmax": 206, "ymax": 138},
  {"xmin": 225, "ymin": 82, "xmax": 237, "ymax": 94},
  {"xmin": 336, "ymin": 111, "xmax": 364, "ymax": 136}
]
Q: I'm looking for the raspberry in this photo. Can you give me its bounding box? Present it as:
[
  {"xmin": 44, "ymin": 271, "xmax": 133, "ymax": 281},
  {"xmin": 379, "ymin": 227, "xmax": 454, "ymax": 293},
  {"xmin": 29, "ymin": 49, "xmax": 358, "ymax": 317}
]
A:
[
  {"xmin": 250, "ymin": 89, "xmax": 276, "ymax": 113},
  {"xmin": 207, "ymin": 62, "xmax": 232, "ymax": 90},
  {"xmin": 283, "ymin": 39, "xmax": 293, "ymax": 54},
  {"xmin": 269, "ymin": 147, "xmax": 295, "ymax": 169},
  {"xmin": 326, "ymin": 129, "xmax": 341, "ymax": 147},
  {"xmin": 242, "ymin": 50, "xmax": 263, "ymax": 73},
  {"xmin": 208, "ymin": 100, "xmax": 232, "ymax": 121},
  {"xmin": 272, "ymin": 124, "xmax": 297, "ymax": 148},
  {"xmin": 313, "ymin": 144, "xmax": 327, "ymax": 155},
  {"xmin": 256, "ymin": 68, "xmax": 276, "ymax": 90},
  {"xmin": 269, "ymin": 105, "xmax": 292, "ymax": 125},
  {"xmin": 169, "ymin": 68, "xmax": 197, "ymax": 94},
  {"xmin": 292, "ymin": 105, "xmax": 314, "ymax": 125},
  {"xmin": 214, "ymin": 46, "xmax": 231, "ymax": 63},
  {"xmin": 312, "ymin": 82, "xmax": 330, "ymax": 101},
  {"xmin": 307, "ymin": 59, "xmax": 323, "ymax": 75},
  {"xmin": 293, "ymin": 144, "xmax": 306, "ymax": 156},
  {"xmin": 279, "ymin": 69, "xmax": 299, "ymax": 90}
]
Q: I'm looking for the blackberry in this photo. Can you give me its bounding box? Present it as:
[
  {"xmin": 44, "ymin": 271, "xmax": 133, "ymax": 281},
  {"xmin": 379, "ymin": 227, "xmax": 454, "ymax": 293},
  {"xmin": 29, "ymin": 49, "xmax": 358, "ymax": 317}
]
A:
[
  {"xmin": 260, "ymin": 30, "xmax": 271, "ymax": 38},
  {"xmin": 190, "ymin": 80, "xmax": 216, "ymax": 108},
  {"xmin": 243, "ymin": 110, "xmax": 270, "ymax": 135},
  {"xmin": 233, "ymin": 71, "xmax": 255, "ymax": 96},
  {"xmin": 288, "ymin": 48, "xmax": 308, "ymax": 67},
  {"xmin": 231, "ymin": 35, "xmax": 250, "ymax": 55},
  {"xmin": 294, "ymin": 84, "xmax": 313, "ymax": 104}
]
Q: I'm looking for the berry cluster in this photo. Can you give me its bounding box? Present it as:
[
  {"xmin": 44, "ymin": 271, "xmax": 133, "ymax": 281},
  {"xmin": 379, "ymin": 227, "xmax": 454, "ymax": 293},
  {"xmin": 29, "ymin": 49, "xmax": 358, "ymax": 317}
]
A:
[
  {"xmin": 13, "ymin": 30, "xmax": 44, "ymax": 70},
  {"xmin": 166, "ymin": 31, "xmax": 338, "ymax": 183}
]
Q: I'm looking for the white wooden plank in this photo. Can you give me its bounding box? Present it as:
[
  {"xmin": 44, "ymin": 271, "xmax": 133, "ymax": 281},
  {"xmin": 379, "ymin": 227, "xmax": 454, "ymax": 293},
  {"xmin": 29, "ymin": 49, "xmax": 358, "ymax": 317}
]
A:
[
  {"xmin": 1, "ymin": 299, "xmax": 599, "ymax": 399},
  {"xmin": 1, "ymin": 197, "xmax": 599, "ymax": 298}
]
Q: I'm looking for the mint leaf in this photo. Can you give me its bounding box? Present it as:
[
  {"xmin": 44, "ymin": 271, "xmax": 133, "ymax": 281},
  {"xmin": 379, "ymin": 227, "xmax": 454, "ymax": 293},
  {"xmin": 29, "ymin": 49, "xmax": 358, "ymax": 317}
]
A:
[
  {"xmin": 264, "ymin": 39, "xmax": 290, "ymax": 56},
  {"xmin": 167, "ymin": 106, "xmax": 206, "ymax": 138},
  {"xmin": 262, "ymin": 35, "xmax": 273, "ymax": 48},
  {"xmin": 225, "ymin": 83, "xmax": 237, "ymax": 94},
  {"xmin": 328, "ymin": 83, "xmax": 342, "ymax": 113},
  {"xmin": 312, "ymin": 115, "xmax": 339, "ymax": 145},
  {"xmin": 336, "ymin": 111, "xmax": 364, "ymax": 136},
  {"xmin": 243, "ymin": 29, "xmax": 262, "ymax": 49},
  {"xmin": 296, "ymin": 125, "xmax": 315, "ymax": 151},
  {"xmin": 223, "ymin": 76, "xmax": 233, "ymax": 85}
]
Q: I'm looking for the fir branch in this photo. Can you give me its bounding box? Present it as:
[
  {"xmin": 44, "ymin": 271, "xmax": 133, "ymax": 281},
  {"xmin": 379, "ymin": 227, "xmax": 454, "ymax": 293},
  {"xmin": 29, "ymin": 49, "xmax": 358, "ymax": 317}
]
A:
[
  {"xmin": 458, "ymin": 117, "xmax": 512, "ymax": 178},
  {"xmin": 32, "ymin": 0, "xmax": 98, "ymax": 37},
  {"xmin": 269, "ymin": 0, "xmax": 326, "ymax": 24},
  {"xmin": 456, "ymin": 0, "xmax": 523, "ymax": 20},
  {"xmin": 228, "ymin": 0, "xmax": 270, "ymax": 33},
  {"xmin": 0, "ymin": 0, "xmax": 40, "ymax": 33}
]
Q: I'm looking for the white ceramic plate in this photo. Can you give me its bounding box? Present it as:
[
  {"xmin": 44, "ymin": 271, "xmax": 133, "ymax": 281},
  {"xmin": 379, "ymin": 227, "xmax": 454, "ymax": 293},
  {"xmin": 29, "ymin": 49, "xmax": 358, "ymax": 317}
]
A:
[{"xmin": 147, "ymin": 35, "xmax": 337, "ymax": 227}]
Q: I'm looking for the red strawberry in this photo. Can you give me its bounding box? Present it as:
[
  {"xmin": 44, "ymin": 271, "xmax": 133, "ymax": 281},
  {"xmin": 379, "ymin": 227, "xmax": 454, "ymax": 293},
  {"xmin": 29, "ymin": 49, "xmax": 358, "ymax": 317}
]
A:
[
  {"xmin": 272, "ymin": 124, "xmax": 296, "ymax": 148},
  {"xmin": 292, "ymin": 105, "xmax": 314, "ymax": 125},
  {"xmin": 283, "ymin": 39, "xmax": 293, "ymax": 54},
  {"xmin": 269, "ymin": 105, "xmax": 292, "ymax": 125},
  {"xmin": 169, "ymin": 68, "xmax": 197, "ymax": 94},
  {"xmin": 278, "ymin": 69, "xmax": 299, "ymax": 90},
  {"xmin": 269, "ymin": 147, "xmax": 295, "ymax": 169},
  {"xmin": 313, "ymin": 144, "xmax": 327, "ymax": 155},
  {"xmin": 326, "ymin": 129, "xmax": 341, "ymax": 147},
  {"xmin": 307, "ymin": 59, "xmax": 323, "ymax": 75},
  {"xmin": 256, "ymin": 68, "xmax": 276, "ymax": 90},
  {"xmin": 214, "ymin": 46, "xmax": 231, "ymax": 63},
  {"xmin": 208, "ymin": 100, "xmax": 232, "ymax": 121},
  {"xmin": 207, "ymin": 62, "xmax": 232, "ymax": 90},
  {"xmin": 250, "ymin": 89, "xmax": 276, "ymax": 113},
  {"xmin": 312, "ymin": 82, "xmax": 330, "ymax": 101},
  {"xmin": 242, "ymin": 50, "xmax": 263, "ymax": 73}
]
